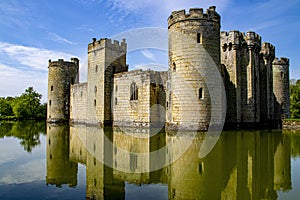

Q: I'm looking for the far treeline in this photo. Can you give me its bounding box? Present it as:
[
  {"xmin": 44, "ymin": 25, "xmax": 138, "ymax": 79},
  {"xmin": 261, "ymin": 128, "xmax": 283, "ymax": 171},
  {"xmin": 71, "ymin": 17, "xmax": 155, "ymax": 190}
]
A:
[
  {"xmin": 0, "ymin": 87, "xmax": 46, "ymax": 121},
  {"xmin": 290, "ymin": 79, "xmax": 300, "ymax": 119}
]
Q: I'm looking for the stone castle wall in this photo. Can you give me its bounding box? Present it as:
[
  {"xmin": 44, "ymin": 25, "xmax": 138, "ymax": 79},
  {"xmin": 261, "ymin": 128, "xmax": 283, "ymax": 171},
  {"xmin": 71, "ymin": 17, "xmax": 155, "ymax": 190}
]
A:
[
  {"xmin": 87, "ymin": 38, "xmax": 127, "ymax": 125},
  {"xmin": 47, "ymin": 58, "xmax": 79, "ymax": 123},
  {"xmin": 167, "ymin": 6, "xmax": 221, "ymax": 130},
  {"xmin": 113, "ymin": 70, "xmax": 167, "ymax": 128},
  {"xmin": 273, "ymin": 57, "xmax": 290, "ymax": 119},
  {"xmin": 48, "ymin": 6, "xmax": 290, "ymax": 130},
  {"xmin": 70, "ymin": 83, "xmax": 88, "ymax": 124}
]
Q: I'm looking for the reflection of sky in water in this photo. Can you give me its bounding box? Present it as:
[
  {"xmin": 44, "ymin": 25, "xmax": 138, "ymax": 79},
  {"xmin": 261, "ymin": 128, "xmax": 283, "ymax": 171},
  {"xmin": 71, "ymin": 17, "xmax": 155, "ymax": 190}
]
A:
[
  {"xmin": 0, "ymin": 136, "xmax": 86, "ymax": 199},
  {"xmin": 278, "ymin": 159, "xmax": 300, "ymax": 200},
  {"xmin": 125, "ymin": 183, "xmax": 168, "ymax": 200}
]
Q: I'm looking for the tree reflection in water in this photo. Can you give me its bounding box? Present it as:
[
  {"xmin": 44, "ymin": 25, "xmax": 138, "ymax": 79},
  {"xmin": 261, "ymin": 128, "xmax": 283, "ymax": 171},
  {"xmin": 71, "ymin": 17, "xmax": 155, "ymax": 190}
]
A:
[{"xmin": 0, "ymin": 121, "xmax": 45, "ymax": 152}]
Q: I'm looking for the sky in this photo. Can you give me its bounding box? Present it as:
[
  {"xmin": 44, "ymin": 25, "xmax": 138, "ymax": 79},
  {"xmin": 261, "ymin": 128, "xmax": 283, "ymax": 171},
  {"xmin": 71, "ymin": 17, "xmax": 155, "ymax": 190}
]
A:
[{"xmin": 0, "ymin": 0, "xmax": 300, "ymax": 102}]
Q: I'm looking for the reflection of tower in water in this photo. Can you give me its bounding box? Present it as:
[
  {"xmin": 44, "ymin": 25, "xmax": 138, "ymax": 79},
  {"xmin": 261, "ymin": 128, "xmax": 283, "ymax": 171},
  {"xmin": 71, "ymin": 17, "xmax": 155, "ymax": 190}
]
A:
[
  {"xmin": 274, "ymin": 133, "xmax": 292, "ymax": 191},
  {"xmin": 47, "ymin": 123, "xmax": 293, "ymax": 199},
  {"xmin": 46, "ymin": 124, "xmax": 78, "ymax": 187},
  {"xmin": 167, "ymin": 131, "xmax": 292, "ymax": 200}
]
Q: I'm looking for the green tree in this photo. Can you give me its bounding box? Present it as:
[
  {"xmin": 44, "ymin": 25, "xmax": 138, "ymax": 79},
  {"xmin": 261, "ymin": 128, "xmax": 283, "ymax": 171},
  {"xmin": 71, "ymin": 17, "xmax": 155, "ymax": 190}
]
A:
[
  {"xmin": 0, "ymin": 98, "xmax": 14, "ymax": 116},
  {"xmin": 290, "ymin": 81, "xmax": 300, "ymax": 118},
  {"xmin": 12, "ymin": 87, "xmax": 45, "ymax": 120}
]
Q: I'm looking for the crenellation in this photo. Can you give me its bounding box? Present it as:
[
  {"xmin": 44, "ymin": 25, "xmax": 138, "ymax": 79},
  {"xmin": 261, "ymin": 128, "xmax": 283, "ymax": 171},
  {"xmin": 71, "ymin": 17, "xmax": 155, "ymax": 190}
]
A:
[
  {"xmin": 273, "ymin": 57, "xmax": 289, "ymax": 65},
  {"xmin": 244, "ymin": 31, "xmax": 261, "ymax": 49},
  {"xmin": 261, "ymin": 42, "xmax": 275, "ymax": 59},
  {"xmin": 168, "ymin": 6, "xmax": 220, "ymax": 28}
]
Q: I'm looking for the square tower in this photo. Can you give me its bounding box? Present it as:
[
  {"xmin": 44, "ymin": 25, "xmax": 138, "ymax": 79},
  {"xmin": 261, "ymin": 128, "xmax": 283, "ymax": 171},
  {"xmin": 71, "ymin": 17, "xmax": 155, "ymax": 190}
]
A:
[{"xmin": 87, "ymin": 38, "xmax": 128, "ymax": 125}]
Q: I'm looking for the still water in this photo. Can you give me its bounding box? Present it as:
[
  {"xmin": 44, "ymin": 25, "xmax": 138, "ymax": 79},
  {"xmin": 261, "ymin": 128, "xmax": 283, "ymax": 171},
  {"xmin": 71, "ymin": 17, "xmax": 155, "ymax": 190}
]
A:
[{"xmin": 0, "ymin": 122, "xmax": 300, "ymax": 200}]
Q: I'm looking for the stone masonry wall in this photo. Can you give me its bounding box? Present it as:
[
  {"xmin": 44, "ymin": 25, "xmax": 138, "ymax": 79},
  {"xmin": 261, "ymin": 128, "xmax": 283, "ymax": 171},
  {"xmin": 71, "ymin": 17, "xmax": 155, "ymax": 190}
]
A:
[
  {"xmin": 273, "ymin": 57, "xmax": 290, "ymax": 119},
  {"xmin": 167, "ymin": 6, "xmax": 221, "ymax": 130},
  {"xmin": 70, "ymin": 83, "xmax": 88, "ymax": 124},
  {"xmin": 113, "ymin": 70, "xmax": 152, "ymax": 127},
  {"xmin": 48, "ymin": 58, "xmax": 79, "ymax": 123},
  {"xmin": 87, "ymin": 38, "xmax": 127, "ymax": 125}
]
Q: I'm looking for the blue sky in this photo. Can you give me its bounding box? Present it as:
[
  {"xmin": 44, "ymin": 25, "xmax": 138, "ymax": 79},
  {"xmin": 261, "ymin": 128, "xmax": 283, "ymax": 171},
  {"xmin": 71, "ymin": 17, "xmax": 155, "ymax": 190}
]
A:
[{"xmin": 0, "ymin": 0, "xmax": 300, "ymax": 102}]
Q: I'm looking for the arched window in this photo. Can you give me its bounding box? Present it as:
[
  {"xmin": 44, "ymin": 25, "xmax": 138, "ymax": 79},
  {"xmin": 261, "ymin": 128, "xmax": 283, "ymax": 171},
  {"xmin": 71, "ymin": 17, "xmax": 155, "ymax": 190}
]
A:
[{"xmin": 130, "ymin": 82, "xmax": 138, "ymax": 100}]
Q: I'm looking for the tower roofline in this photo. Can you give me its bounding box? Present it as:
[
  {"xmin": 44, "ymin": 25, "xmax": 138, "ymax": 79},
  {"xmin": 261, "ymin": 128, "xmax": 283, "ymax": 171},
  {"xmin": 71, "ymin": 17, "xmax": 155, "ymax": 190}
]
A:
[
  {"xmin": 168, "ymin": 6, "xmax": 220, "ymax": 28},
  {"xmin": 88, "ymin": 38, "xmax": 127, "ymax": 52},
  {"xmin": 273, "ymin": 57, "xmax": 289, "ymax": 65}
]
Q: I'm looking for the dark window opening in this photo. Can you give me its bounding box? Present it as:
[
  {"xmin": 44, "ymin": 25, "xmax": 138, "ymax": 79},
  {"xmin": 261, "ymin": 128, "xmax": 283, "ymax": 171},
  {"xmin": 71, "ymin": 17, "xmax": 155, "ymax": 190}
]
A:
[
  {"xmin": 197, "ymin": 33, "xmax": 202, "ymax": 44},
  {"xmin": 95, "ymin": 65, "xmax": 98, "ymax": 72},
  {"xmin": 115, "ymin": 97, "xmax": 118, "ymax": 105},
  {"xmin": 71, "ymin": 77, "xmax": 74, "ymax": 85},
  {"xmin": 130, "ymin": 82, "xmax": 138, "ymax": 100},
  {"xmin": 173, "ymin": 62, "xmax": 176, "ymax": 71},
  {"xmin": 50, "ymin": 154, "xmax": 52, "ymax": 160},
  {"xmin": 167, "ymin": 101, "xmax": 169, "ymax": 108},
  {"xmin": 51, "ymin": 86, "xmax": 53, "ymax": 91},
  {"xmin": 199, "ymin": 88, "xmax": 204, "ymax": 99},
  {"xmin": 94, "ymin": 86, "xmax": 97, "ymax": 93},
  {"xmin": 228, "ymin": 43, "xmax": 233, "ymax": 51},
  {"xmin": 222, "ymin": 43, "xmax": 227, "ymax": 52},
  {"xmin": 115, "ymin": 85, "xmax": 118, "ymax": 92},
  {"xmin": 49, "ymin": 100, "xmax": 51, "ymax": 106},
  {"xmin": 94, "ymin": 99, "xmax": 96, "ymax": 106},
  {"xmin": 199, "ymin": 162, "xmax": 203, "ymax": 174}
]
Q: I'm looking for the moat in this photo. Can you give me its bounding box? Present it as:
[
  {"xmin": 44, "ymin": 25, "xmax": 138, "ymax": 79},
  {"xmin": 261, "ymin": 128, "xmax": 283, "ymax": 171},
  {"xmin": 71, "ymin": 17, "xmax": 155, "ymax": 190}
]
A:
[{"xmin": 0, "ymin": 121, "xmax": 300, "ymax": 199}]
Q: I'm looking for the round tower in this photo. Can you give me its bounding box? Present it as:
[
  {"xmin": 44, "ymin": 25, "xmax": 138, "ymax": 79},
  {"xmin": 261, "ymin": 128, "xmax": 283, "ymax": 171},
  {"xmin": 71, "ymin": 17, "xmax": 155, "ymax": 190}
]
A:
[
  {"xmin": 167, "ymin": 6, "xmax": 221, "ymax": 130},
  {"xmin": 47, "ymin": 58, "xmax": 79, "ymax": 123},
  {"xmin": 273, "ymin": 57, "xmax": 290, "ymax": 119}
]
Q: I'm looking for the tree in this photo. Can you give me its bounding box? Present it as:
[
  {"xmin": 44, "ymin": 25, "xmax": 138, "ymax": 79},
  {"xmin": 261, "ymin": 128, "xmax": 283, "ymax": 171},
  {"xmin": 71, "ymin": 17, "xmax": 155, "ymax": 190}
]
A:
[
  {"xmin": 290, "ymin": 81, "xmax": 300, "ymax": 118},
  {"xmin": 0, "ymin": 98, "xmax": 13, "ymax": 116},
  {"xmin": 12, "ymin": 87, "xmax": 44, "ymax": 120}
]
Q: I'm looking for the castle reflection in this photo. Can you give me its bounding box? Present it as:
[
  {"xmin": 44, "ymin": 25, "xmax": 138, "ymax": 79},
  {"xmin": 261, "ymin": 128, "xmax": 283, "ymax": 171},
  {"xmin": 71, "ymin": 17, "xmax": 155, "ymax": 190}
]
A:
[{"xmin": 46, "ymin": 124, "xmax": 295, "ymax": 199}]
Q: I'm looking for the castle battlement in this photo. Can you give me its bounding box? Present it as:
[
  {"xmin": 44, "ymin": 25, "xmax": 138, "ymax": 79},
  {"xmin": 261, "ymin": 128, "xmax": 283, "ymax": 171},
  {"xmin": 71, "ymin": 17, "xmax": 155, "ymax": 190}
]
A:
[
  {"xmin": 48, "ymin": 58, "xmax": 79, "ymax": 68},
  {"xmin": 221, "ymin": 30, "xmax": 244, "ymax": 51},
  {"xmin": 261, "ymin": 42, "xmax": 275, "ymax": 58},
  {"xmin": 273, "ymin": 57, "xmax": 289, "ymax": 65},
  {"xmin": 88, "ymin": 38, "xmax": 127, "ymax": 52},
  {"xmin": 244, "ymin": 31, "xmax": 261, "ymax": 48},
  {"xmin": 168, "ymin": 6, "xmax": 220, "ymax": 28}
]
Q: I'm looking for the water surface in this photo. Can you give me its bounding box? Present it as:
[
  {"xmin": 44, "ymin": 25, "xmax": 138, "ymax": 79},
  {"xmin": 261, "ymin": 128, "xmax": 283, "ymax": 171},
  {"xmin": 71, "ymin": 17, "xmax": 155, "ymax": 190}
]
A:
[{"xmin": 0, "ymin": 122, "xmax": 299, "ymax": 199}]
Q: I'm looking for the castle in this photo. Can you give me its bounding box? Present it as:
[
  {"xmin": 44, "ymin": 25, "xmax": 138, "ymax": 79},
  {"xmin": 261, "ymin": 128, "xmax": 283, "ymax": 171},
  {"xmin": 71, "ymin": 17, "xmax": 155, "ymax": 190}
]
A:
[{"xmin": 47, "ymin": 6, "xmax": 290, "ymax": 130}]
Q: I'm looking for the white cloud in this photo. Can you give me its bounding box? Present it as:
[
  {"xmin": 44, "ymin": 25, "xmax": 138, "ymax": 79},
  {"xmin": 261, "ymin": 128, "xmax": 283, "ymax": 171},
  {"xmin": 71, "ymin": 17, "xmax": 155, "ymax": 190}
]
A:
[
  {"xmin": 48, "ymin": 32, "xmax": 77, "ymax": 45},
  {"xmin": 0, "ymin": 42, "xmax": 79, "ymax": 102},
  {"xmin": 0, "ymin": 42, "xmax": 76, "ymax": 71},
  {"xmin": 140, "ymin": 49, "xmax": 157, "ymax": 62},
  {"xmin": 0, "ymin": 62, "xmax": 48, "ymax": 102}
]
